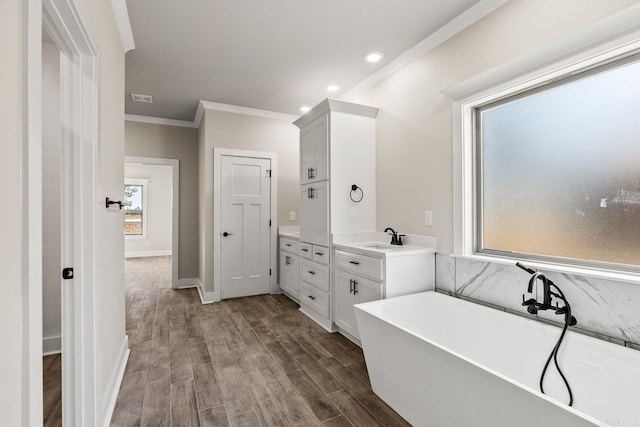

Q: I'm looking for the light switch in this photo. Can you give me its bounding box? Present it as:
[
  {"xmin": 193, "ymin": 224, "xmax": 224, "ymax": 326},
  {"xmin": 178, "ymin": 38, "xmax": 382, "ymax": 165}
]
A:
[
  {"xmin": 424, "ymin": 211, "xmax": 433, "ymax": 227},
  {"xmin": 290, "ymin": 211, "xmax": 296, "ymax": 221}
]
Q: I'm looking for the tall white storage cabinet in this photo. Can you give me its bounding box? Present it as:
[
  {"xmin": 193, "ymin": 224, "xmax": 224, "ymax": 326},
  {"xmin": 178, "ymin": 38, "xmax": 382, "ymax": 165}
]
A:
[{"xmin": 293, "ymin": 99, "xmax": 378, "ymax": 331}]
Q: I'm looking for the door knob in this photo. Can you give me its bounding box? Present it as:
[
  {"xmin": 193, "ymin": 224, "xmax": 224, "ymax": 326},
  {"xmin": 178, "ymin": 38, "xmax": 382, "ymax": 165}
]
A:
[{"xmin": 222, "ymin": 232, "xmax": 234, "ymax": 237}]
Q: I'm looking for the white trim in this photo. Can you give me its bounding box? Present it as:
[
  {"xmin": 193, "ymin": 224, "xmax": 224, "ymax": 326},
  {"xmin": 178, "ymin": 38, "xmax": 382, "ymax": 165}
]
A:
[
  {"xmin": 449, "ymin": 15, "xmax": 640, "ymax": 273},
  {"xmin": 196, "ymin": 100, "xmax": 298, "ymax": 127},
  {"xmin": 340, "ymin": 0, "xmax": 510, "ymax": 102},
  {"xmin": 177, "ymin": 278, "xmax": 200, "ymax": 288},
  {"xmin": 109, "ymin": 0, "xmax": 135, "ymax": 53},
  {"xmin": 197, "ymin": 284, "xmax": 216, "ymax": 304},
  {"xmin": 125, "ymin": 113, "xmax": 197, "ymax": 129},
  {"xmin": 101, "ymin": 336, "xmax": 130, "ymax": 427},
  {"xmin": 125, "ymin": 156, "xmax": 180, "ymax": 288},
  {"xmin": 212, "ymin": 148, "xmax": 278, "ymax": 303},
  {"xmin": 38, "ymin": 0, "xmax": 102, "ymax": 426},
  {"xmin": 124, "ymin": 250, "xmax": 172, "ymax": 258},
  {"xmin": 43, "ymin": 336, "xmax": 62, "ymax": 355}
]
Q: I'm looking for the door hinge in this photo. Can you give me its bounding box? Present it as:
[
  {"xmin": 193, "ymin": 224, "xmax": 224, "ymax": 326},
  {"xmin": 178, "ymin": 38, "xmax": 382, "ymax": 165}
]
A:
[
  {"xmin": 269, "ymin": 269, "xmax": 272, "ymax": 276},
  {"xmin": 269, "ymin": 220, "xmax": 272, "ymax": 227},
  {"xmin": 266, "ymin": 169, "xmax": 272, "ymax": 178},
  {"xmin": 62, "ymin": 268, "xmax": 74, "ymax": 280}
]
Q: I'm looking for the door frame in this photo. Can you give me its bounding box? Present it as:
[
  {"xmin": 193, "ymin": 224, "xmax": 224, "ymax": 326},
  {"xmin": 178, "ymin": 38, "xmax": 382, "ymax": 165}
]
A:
[
  {"xmin": 125, "ymin": 156, "xmax": 180, "ymax": 288},
  {"xmin": 27, "ymin": 0, "xmax": 101, "ymax": 425},
  {"xmin": 213, "ymin": 148, "xmax": 278, "ymax": 302}
]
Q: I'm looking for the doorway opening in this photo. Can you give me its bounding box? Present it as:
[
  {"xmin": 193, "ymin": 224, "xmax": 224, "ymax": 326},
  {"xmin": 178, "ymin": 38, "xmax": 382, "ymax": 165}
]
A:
[{"xmin": 124, "ymin": 157, "xmax": 180, "ymax": 288}]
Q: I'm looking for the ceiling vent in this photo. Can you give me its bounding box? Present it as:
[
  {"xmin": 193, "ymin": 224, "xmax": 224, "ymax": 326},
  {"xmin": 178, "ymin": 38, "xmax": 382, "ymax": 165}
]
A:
[{"xmin": 130, "ymin": 93, "xmax": 153, "ymax": 103}]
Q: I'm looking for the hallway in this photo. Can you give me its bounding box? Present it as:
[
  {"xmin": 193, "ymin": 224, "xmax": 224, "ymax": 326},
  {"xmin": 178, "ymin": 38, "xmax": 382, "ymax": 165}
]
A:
[{"xmin": 111, "ymin": 256, "xmax": 408, "ymax": 426}]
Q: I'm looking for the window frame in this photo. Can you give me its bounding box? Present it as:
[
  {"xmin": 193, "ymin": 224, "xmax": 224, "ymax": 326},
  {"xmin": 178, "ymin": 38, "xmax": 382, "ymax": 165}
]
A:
[
  {"xmin": 124, "ymin": 178, "xmax": 148, "ymax": 240},
  {"xmin": 451, "ymin": 35, "xmax": 640, "ymax": 283}
]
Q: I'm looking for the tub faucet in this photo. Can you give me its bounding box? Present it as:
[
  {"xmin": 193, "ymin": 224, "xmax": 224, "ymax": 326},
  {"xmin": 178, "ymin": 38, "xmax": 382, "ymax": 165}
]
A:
[
  {"xmin": 516, "ymin": 262, "xmax": 576, "ymax": 324},
  {"xmin": 384, "ymin": 227, "xmax": 404, "ymax": 245}
]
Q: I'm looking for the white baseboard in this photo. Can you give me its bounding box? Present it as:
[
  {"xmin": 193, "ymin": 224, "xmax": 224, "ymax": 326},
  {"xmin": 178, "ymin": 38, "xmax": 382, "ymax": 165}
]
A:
[
  {"xmin": 176, "ymin": 278, "xmax": 200, "ymax": 289},
  {"xmin": 124, "ymin": 250, "xmax": 172, "ymax": 258},
  {"xmin": 197, "ymin": 284, "xmax": 217, "ymax": 304},
  {"xmin": 43, "ymin": 335, "xmax": 61, "ymax": 355},
  {"xmin": 102, "ymin": 335, "xmax": 130, "ymax": 427}
]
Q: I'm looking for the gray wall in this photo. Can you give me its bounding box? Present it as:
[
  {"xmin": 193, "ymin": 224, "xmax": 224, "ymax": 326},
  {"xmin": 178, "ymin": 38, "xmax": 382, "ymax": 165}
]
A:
[
  {"xmin": 125, "ymin": 120, "xmax": 200, "ymax": 279},
  {"xmin": 198, "ymin": 108, "xmax": 300, "ymax": 294}
]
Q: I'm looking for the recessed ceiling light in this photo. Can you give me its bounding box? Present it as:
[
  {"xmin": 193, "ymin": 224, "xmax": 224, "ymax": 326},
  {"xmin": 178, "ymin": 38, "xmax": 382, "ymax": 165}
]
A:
[
  {"xmin": 131, "ymin": 93, "xmax": 153, "ymax": 103},
  {"xmin": 327, "ymin": 85, "xmax": 340, "ymax": 92},
  {"xmin": 365, "ymin": 51, "xmax": 384, "ymax": 63},
  {"xmin": 300, "ymin": 106, "xmax": 311, "ymax": 113}
]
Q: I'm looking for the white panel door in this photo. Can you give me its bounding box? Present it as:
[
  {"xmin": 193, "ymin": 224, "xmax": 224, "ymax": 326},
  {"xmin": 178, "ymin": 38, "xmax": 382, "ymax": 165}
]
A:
[{"xmin": 221, "ymin": 155, "xmax": 271, "ymax": 299}]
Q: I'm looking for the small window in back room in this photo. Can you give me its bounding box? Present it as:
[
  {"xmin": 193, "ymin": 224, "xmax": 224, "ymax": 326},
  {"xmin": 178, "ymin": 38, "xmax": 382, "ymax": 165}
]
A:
[
  {"xmin": 475, "ymin": 53, "xmax": 640, "ymax": 269},
  {"xmin": 123, "ymin": 179, "xmax": 147, "ymax": 239}
]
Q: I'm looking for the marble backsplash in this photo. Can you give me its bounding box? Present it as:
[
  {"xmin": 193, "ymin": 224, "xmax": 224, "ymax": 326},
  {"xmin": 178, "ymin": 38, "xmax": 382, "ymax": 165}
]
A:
[{"xmin": 435, "ymin": 254, "xmax": 640, "ymax": 349}]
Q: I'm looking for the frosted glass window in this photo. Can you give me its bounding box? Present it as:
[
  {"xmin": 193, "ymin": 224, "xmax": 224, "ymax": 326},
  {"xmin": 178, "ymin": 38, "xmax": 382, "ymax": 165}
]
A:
[{"xmin": 477, "ymin": 56, "xmax": 640, "ymax": 267}]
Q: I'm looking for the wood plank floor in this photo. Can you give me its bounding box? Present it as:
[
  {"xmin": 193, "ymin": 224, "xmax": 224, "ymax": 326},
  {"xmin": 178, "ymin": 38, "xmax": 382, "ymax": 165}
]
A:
[
  {"xmin": 43, "ymin": 353, "xmax": 62, "ymax": 426},
  {"xmin": 112, "ymin": 256, "xmax": 410, "ymax": 426}
]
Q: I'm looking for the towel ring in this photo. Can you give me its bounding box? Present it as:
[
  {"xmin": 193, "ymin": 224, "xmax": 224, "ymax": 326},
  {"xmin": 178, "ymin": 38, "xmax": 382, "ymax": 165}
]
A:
[{"xmin": 350, "ymin": 184, "xmax": 364, "ymax": 203}]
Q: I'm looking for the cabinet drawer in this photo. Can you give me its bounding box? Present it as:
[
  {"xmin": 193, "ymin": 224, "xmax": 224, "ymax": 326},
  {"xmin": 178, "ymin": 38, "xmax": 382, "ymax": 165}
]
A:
[
  {"xmin": 300, "ymin": 259, "xmax": 329, "ymax": 292},
  {"xmin": 300, "ymin": 282, "xmax": 329, "ymax": 318},
  {"xmin": 300, "ymin": 242, "xmax": 312, "ymax": 260},
  {"xmin": 335, "ymin": 250, "xmax": 383, "ymax": 281},
  {"xmin": 280, "ymin": 237, "xmax": 299, "ymax": 254},
  {"xmin": 312, "ymin": 245, "xmax": 329, "ymax": 265}
]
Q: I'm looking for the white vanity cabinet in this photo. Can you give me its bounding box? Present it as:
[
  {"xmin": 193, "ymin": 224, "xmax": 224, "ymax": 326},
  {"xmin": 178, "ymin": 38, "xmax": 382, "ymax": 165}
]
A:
[
  {"xmin": 279, "ymin": 236, "xmax": 300, "ymax": 300},
  {"xmin": 333, "ymin": 246, "xmax": 435, "ymax": 342},
  {"xmin": 293, "ymin": 99, "xmax": 379, "ymax": 331},
  {"xmin": 334, "ymin": 268, "xmax": 382, "ymax": 339}
]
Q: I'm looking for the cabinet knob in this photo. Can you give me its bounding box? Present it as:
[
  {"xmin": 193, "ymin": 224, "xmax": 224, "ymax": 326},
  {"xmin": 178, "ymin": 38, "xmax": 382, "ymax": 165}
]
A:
[
  {"xmin": 348, "ymin": 260, "xmax": 360, "ymax": 265},
  {"xmin": 308, "ymin": 295, "xmax": 316, "ymax": 300},
  {"xmin": 308, "ymin": 270, "xmax": 316, "ymax": 275},
  {"xmin": 315, "ymin": 252, "xmax": 323, "ymax": 256}
]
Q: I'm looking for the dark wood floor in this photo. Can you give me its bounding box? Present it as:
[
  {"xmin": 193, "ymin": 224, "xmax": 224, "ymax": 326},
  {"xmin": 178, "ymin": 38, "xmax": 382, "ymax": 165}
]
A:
[
  {"xmin": 43, "ymin": 353, "xmax": 62, "ymax": 426},
  {"xmin": 112, "ymin": 256, "xmax": 409, "ymax": 426}
]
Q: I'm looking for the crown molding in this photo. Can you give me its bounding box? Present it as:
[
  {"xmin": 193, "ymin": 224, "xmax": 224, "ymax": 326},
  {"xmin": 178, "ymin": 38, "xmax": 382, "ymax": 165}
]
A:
[
  {"xmin": 110, "ymin": 0, "xmax": 135, "ymax": 53},
  {"xmin": 340, "ymin": 0, "xmax": 510, "ymax": 101},
  {"xmin": 195, "ymin": 100, "xmax": 298, "ymax": 127},
  {"xmin": 124, "ymin": 114, "xmax": 198, "ymax": 128}
]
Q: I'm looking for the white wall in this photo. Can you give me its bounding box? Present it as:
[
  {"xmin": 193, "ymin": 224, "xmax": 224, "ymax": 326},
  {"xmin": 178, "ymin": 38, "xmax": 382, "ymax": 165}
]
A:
[
  {"xmin": 124, "ymin": 163, "xmax": 173, "ymax": 256},
  {"xmin": 345, "ymin": 0, "xmax": 640, "ymax": 254},
  {"xmin": 0, "ymin": 0, "xmax": 26, "ymax": 423},
  {"xmin": 42, "ymin": 41, "xmax": 62, "ymax": 354}
]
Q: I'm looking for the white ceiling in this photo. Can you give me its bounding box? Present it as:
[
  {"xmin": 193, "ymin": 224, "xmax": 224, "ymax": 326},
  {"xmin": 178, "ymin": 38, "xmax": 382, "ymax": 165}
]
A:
[{"xmin": 124, "ymin": 0, "xmax": 482, "ymax": 121}]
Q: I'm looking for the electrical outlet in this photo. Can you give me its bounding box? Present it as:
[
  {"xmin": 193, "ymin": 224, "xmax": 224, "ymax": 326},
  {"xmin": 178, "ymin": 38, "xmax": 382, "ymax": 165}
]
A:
[
  {"xmin": 290, "ymin": 211, "xmax": 296, "ymax": 221},
  {"xmin": 424, "ymin": 211, "xmax": 433, "ymax": 227}
]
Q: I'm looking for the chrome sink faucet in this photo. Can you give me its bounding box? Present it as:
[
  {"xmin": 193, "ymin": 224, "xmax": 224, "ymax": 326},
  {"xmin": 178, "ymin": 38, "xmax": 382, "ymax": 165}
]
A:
[{"xmin": 384, "ymin": 227, "xmax": 405, "ymax": 246}]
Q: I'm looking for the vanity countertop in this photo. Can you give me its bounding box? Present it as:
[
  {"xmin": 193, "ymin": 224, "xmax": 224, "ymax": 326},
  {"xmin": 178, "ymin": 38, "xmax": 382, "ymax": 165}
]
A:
[
  {"xmin": 279, "ymin": 226, "xmax": 300, "ymax": 240},
  {"xmin": 333, "ymin": 241, "xmax": 435, "ymax": 258}
]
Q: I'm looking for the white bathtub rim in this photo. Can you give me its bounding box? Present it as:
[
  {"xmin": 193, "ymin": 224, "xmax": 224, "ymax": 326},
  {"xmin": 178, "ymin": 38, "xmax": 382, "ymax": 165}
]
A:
[{"xmin": 354, "ymin": 292, "xmax": 607, "ymax": 427}]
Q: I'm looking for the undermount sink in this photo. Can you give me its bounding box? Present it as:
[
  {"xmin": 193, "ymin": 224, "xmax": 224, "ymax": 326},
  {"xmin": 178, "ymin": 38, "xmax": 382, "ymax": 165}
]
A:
[{"xmin": 359, "ymin": 243, "xmax": 396, "ymax": 251}]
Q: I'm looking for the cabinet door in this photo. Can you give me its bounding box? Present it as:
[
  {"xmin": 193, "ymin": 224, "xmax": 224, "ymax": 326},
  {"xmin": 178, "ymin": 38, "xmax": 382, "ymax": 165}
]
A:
[
  {"xmin": 301, "ymin": 182, "xmax": 329, "ymax": 247},
  {"xmin": 287, "ymin": 254, "xmax": 300, "ymax": 297},
  {"xmin": 311, "ymin": 180, "xmax": 329, "ymax": 247},
  {"xmin": 334, "ymin": 269, "xmax": 359, "ymax": 337},
  {"xmin": 280, "ymin": 252, "xmax": 300, "ymax": 298},
  {"xmin": 300, "ymin": 184, "xmax": 314, "ymax": 244},
  {"xmin": 300, "ymin": 114, "xmax": 328, "ymax": 184}
]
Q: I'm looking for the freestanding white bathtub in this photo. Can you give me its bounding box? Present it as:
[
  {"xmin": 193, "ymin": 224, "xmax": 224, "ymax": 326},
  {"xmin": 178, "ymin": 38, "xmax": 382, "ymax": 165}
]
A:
[{"xmin": 354, "ymin": 291, "xmax": 640, "ymax": 427}]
